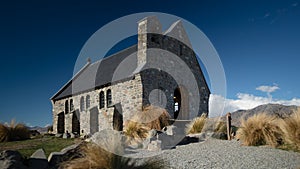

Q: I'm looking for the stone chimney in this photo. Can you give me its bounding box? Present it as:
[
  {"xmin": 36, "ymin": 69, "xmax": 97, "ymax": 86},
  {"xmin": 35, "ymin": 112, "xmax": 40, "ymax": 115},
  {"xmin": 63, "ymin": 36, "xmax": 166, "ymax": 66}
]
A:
[{"xmin": 137, "ymin": 16, "xmax": 162, "ymax": 67}]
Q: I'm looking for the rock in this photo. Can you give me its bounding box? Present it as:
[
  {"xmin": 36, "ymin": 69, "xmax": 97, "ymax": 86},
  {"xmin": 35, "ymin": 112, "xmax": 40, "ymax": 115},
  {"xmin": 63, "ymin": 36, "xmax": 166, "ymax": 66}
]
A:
[
  {"xmin": 55, "ymin": 134, "xmax": 62, "ymax": 138},
  {"xmin": 142, "ymin": 138, "xmax": 151, "ymax": 149},
  {"xmin": 48, "ymin": 143, "xmax": 81, "ymax": 168},
  {"xmin": 61, "ymin": 144, "xmax": 79, "ymax": 153},
  {"xmin": 90, "ymin": 129, "xmax": 125, "ymax": 155},
  {"xmin": 177, "ymin": 136, "xmax": 199, "ymax": 145},
  {"xmin": 187, "ymin": 132, "xmax": 207, "ymax": 141},
  {"xmin": 142, "ymin": 130, "xmax": 159, "ymax": 149},
  {"xmin": 162, "ymin": 125, "xmax": 184, "ymax": 136},
  {"xmin": 62, "ymin": 133, "xmax": 70, "ymax": 139},
  {"xmin": 212, "ymin": 132, "xmax": 227, "ymax": 140},
  {"xmin": 0, "ymin": 150, "xmax": 28, "ymax": 169},
  {"xmin": 147, "ymin": 140, "xmax": 162, "ymax": 151},
  {"xmin": 70, "ymin": 133, "xmax": 75, "ymax": 138},
  {"xmin": 147, "ymin": 129, "xmax": 157, "ymax": 138},
  {"xmin": 28, "ymin": 149, "xmax": 48, "ymax": 169},
  {"xmin": 157, "ymin": 132, "xmax": 185, "ymax": 149},
  {"xmin": 48, "ymin": 152, "xmax": 64, "ymax": 168},
  {"xmin": 30, "ymin": 148, "xmax": 47, "ymax": 159},
  {"xmin": 198, "ymin": 132, "xmax": 207, "ymax": 140}
]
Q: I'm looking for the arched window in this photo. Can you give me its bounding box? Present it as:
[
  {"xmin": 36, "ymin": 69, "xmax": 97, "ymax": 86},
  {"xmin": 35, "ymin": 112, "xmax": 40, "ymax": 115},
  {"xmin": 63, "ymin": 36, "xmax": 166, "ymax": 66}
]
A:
[
  {"xmin": 99, "ymin": 91, "xmax": 104, "ymax": 109},
  {"xmin": 179, "ymin": 45, "xmax": 183, "ymax": 56},
  {"xmin": 107, "ymin": 89, "xmax": 112, "ymax": 107},
  {"xmin": 86, "ymin": 95, "xmax": 91, "ymax": 109},
  {"xmin": 80, "ymin": 96, "xmax": 85, "ymax": 111},
  {"xmin": 173, "ymin": 88, "xmax": 181, "ymax": 119},
  {"xmin": 65, "ymin": 100, "xmax": 69, "ymax": 114},
  {"xmin": 70, "ymin": 99, "xmax": 74, "ymax": 112}
]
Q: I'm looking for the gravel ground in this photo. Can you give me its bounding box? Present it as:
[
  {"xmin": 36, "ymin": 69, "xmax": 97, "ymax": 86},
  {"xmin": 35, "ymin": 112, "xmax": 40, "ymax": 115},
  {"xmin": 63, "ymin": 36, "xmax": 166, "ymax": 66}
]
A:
[{"xmin": 128, "ymin": 138, "xmax": 300, "ymax": 169}]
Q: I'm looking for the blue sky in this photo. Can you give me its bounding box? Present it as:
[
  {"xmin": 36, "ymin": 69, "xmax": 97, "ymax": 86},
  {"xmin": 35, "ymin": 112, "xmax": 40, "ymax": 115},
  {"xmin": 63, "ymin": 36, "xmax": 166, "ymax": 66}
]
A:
[{"xmin": 0, "ymin": 0, "xmax": 299, "ymax": 126}]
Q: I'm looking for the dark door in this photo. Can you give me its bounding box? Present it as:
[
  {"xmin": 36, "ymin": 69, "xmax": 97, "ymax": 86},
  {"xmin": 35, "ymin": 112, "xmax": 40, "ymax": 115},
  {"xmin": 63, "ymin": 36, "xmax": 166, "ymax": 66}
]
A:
[
  {"xmin": 90, "ymin": 107, "xmax": 99, "ymax": 134},
  {"xmin": 57, "ymin": 112, "xmax": 65, "ymax": 133},
  {"xmin": 72, "ymin": 110, "xmax": 80, "ymax": 134},
  {"xmin": 113, "ymin": 108, "xmax": 123, "ymax": 131}
]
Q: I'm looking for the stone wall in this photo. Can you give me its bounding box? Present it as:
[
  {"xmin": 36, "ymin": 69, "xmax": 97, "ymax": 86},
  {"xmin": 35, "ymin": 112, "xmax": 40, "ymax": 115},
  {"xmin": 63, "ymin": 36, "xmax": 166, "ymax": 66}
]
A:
[{"xmin": 52, "ymin": 74, "xmax": 143, "ymax": 134}]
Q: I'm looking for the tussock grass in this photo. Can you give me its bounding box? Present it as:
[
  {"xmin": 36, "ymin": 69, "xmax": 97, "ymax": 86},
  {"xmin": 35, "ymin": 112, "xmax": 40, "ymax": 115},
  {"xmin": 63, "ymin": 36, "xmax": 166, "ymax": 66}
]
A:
[
  {"xmin": 0, "ymin": 120, "xmax": 30, "ymax": 142},
  {"xmin": 132, "ymin": 105, "xmax": 171, "ymax": 130},
  {"xmin": 279, "ymin": 109, "xmax": 300, "ymax": 151},
  {"xmin": 214, "ymin": 120, "xmax": 227, "ymax": 133},
  {"xmin": 124, "ymin": 121, "xmax": 149, "ymax": 145},
  {"xmin": 0, "ymin": 123, "xmax": 9, "ymax": 142},
  {"xmin": 236, "ymin": 113, "xmax": 283, "ymax": 147},
  {"xmin": 124, "ymin": 105, "xmax": 170, "ymax": 145},
  {"xmin": 60, "ymin": 142, "xmax": 165, "ymax": 169},
  {"xmin": 186, "ymin": 113, "xmax": 207, "ymax": 134}
]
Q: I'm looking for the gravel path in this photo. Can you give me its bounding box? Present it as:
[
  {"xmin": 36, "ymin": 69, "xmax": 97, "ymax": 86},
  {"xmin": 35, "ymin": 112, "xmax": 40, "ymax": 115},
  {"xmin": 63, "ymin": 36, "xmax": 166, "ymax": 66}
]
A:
[{"xmin": 128, "ymin": 138, "xmax": 300, "ymax": 169}]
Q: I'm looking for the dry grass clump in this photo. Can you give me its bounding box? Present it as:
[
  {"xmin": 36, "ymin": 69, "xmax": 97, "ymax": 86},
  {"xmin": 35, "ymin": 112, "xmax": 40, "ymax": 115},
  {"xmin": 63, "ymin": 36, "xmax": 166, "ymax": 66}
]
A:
[
  {"xmin": 60, "ymin": 142, "xmax": 165, "ymax": 169},
  {"xmin": 236, "ymin": 113, "xmax": 283, "ymax": 147},
  {"xmin": 0, "ymin": 123, "xmax": 9, "ymax": 142},
  {"xmin": 0, "ymin": 120, "xmax": 30, "ymax": 142},
  {"xmin": 124, "ymin": 121, "xmax": 150, "ymax": 144},
  {"xmin": 132, "ymin": 105, "xmax": 171, "ymax": 130},
  {"xmin": 214, "ymin": 120, "xmax": 227, "ymax": 133},
  {"xmin": 186, "ymin": 113, "xmax": 207, "ymax": 134},
  {"xmin": 279, "ymin": 109, "xmax": 300, "ymax": 151},
  {"xmin": 124, "ymin": 105, "xmax": 170, "ymax": 145}
]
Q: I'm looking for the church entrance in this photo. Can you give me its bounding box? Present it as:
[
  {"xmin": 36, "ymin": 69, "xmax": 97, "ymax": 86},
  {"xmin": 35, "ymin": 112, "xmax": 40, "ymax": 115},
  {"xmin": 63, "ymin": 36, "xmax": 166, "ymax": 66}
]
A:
[
  {"xmin": 113, "ymin": 108, "xmax": 123, "ymax": 131},
  {"xmin": 173, "ymin": 86, "xmax": 189, "ymax": 120},
  {"xmin": 174, "ymin": 88, "xmax": 181, "ymax": 119},
  {"xmin": 57, "ymin": 112, "xmax": 65, "ymax": 133},
  {"xmin": 90, "ymin": 107, "xmax": 99, "ymax": 134},
  {"xmin": 72, "ymin": 110, "xmax": 80, "ymax": 134}
]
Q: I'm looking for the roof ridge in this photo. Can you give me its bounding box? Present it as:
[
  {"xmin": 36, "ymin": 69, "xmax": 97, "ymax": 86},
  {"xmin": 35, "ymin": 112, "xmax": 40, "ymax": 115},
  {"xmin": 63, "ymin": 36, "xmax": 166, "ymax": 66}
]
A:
[
  {"xmin": 91, "ymin": 44, "xmax": 137, "ymax": 66},
  {"xmin": 50, "ymin": 61, "xmax": 91, "ymax": 100}
]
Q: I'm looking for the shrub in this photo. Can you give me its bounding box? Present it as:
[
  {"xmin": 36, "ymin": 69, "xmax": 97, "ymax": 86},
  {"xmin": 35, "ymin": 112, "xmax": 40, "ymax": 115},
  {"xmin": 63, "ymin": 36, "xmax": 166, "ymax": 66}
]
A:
[
  {"xmin": 186, "ymin": 113, "xmax": 207, "ymax": 134},
  {"xmin": 214, "ymin": 120, "xmax": 227, "ymax": 133},
  {"xmin": 60, "ymin": 142, "xmax": 165, "ymax": 169},
  {"xmin": 0, "ymin": 120, "xmax": 30, "ymax": 142},
  {"xmin": 132, "ymin": 105, "xmax": 171, "ymax": 130},
  {"xmin": 279, "ymin": 109, "xmax": 300, "ymax": 151},
  {"xmin": 47, "ymin": 125, "xmax": 53, "ymax": 133},
  {"xmin": 0, "ymin": 123, "xmax": 9, "ymax": 142},
  {"xmin": 124, "ymin": 121, "xmax": 149, "ymax": 144},
  {"xmin": 236, "ymin": 113, "xmax": 283, "ymax": 147}
]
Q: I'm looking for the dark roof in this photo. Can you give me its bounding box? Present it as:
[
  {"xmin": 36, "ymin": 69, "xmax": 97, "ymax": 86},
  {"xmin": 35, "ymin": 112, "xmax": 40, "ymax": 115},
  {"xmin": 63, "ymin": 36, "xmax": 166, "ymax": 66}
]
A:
[{"xmin": 51, "ymin": 45, "xmax": 137, "ymax": 101}]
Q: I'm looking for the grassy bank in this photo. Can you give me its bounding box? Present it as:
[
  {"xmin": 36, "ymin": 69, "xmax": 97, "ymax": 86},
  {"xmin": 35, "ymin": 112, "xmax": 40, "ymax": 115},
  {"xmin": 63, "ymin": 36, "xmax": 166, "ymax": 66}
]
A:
[{"xmin": 0, "ymin": 135, "xmax": 77, "ymax": 158}]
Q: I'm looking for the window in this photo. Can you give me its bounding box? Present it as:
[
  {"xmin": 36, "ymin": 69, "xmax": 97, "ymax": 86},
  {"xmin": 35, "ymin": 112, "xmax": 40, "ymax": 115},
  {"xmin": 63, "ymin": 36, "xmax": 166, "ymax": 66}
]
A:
[
  {"xmin": 107, "ymin": 89, "xmax": 112, "ymax": 107},
  {"xmin": 70, "ymin": 99, "xmax": 74, "ymax": 111},
  {"xmin": 65, "ymin": 100, "xmax": 69, "ymax": 114},
  {"xmin": 99, "ymin": 91, "xmax": 104, "ymax": 109},
  {"xmin": 80, "ymin": 96, "xmax": 85, "ymax": 111},
  {"xmin": 86, "ymin": 95, "xmax": 91, "ymax": 109},
  {"xmin": 179, "ymin": 45, "xmax": 183, "ymax": 56}
]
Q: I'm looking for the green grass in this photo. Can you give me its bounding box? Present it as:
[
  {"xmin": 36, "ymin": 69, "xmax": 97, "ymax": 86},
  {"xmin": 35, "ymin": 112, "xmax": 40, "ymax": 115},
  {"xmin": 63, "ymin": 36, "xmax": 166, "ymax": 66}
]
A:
[{"xmin": 0, "ymin": 135, "xmax": 77, "ymax": 158}]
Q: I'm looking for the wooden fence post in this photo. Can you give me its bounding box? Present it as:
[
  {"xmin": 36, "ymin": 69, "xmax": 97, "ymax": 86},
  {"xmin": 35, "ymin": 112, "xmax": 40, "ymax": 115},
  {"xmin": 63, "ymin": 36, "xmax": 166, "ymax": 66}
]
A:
[{"xmin": 226, "ymin": 112, "xmax": 232, "ymax": 140}]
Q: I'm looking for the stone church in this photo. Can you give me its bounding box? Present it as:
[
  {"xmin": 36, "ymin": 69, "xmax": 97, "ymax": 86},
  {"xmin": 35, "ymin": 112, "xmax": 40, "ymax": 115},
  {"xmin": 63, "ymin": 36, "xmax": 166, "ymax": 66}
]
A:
[{"xmin": 51, "ymin": 16, "xmax": 210, "ymax": 135}]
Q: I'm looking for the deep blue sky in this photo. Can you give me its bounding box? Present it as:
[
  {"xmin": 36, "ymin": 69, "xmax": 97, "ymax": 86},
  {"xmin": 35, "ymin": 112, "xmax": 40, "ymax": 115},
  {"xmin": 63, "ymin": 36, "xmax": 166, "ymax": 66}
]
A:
[{"xmin": 0, "ymin": 0, "xmax": 299, "ymax": 126}]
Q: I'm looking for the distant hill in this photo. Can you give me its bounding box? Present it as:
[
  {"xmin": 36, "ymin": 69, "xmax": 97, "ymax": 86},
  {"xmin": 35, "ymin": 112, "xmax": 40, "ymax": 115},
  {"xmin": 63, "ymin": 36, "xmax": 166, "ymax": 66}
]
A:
[
  {"xmin": 224, "ymin": 104, "xmax": 299, "ymax": 127},
  {"xmin": 28, "ymin": 126, "xmax": 49, "ymax": 134}
]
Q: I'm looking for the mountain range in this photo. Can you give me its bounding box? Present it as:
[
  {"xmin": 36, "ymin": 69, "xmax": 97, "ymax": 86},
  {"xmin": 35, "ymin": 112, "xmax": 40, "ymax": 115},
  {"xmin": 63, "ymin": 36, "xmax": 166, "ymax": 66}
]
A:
[{"xmin": 224, "ymin": 103, "xmax": 299, "ymax": 126}]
